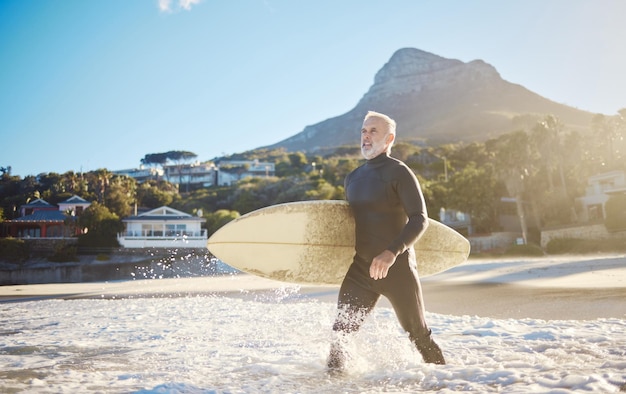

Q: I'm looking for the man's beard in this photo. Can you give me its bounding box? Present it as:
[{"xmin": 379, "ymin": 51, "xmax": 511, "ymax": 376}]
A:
[{"xmin": 361, "ymin": 139, "xmax": 387, "ymax": 160}]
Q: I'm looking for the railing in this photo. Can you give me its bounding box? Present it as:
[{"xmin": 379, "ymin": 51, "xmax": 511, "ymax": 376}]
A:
[
  {"xmin": 117, "ymin": 229, "xmax": 208, "ymax": 248},
  {"xmin": 119, "ymin": 229, "xmax": 207, "ymax": 238}
]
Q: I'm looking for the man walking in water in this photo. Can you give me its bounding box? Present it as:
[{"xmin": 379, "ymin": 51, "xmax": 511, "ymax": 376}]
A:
[{"xmin": 328, "ymin": 111, "xmax": 446, "ymax": 373}]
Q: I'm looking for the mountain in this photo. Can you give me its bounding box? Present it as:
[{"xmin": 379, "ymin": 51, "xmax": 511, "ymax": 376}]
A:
[{"xmin": 264, "ymin": 48, "xmax": 595, "ymax": 152}]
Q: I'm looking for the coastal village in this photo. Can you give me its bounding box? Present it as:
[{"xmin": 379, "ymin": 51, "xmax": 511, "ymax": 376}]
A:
[
  {"xmin": 3, "ymin": 161, "xmax": 625, "ymax": 248},
  {"xmin": 1, "ymin": 155, "xmax": 624, "ymax": 285}
]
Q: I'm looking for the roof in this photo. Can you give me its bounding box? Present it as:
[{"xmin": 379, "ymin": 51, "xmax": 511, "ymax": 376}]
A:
[
  {"xmin": 122, "ymin": 206, "xmax": 205, "ymax": 223},
  {"xmin": 8, "ymin": 210, "xmax": 72, "ymax": 223},
  {"xmin": 21, "ymin": 198, "xmax": 54, "ymax": 208},
  {"xmin": 59, "ymin": 195, "xmax": 90, "ymax": 205}
]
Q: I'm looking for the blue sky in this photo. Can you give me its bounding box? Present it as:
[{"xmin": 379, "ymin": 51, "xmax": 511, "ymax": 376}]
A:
[{"xmin": 1, "ymin": 0, "xmax": 625, "ymax": 178}]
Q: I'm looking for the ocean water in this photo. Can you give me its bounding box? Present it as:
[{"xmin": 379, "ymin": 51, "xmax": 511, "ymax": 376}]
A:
[{"xmin": 1, "ymin": 286, "xmax": 625, "ymax": 393}]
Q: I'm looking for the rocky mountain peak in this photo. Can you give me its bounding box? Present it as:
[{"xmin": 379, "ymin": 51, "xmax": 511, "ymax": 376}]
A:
[
  {"xmin": 364, "ymin": 48, "xmax": 501, "ymax": 100},
  {"xmin": 263, "ymin": 48, "xmax": 592, "ymax": 153},
  {"xmin": 374, "ymin": 48, "xmax": 449, "ymax": 83}
]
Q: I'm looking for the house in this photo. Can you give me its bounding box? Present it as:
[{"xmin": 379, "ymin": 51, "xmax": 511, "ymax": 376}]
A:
[
  {"xmin": 19, "ymin": 198, "xmax": 57, "ymax": 217},
  {"xmin": 58, "ymin": 195, "xmax": 91, "ymax": 217},
  {"xmin": 3, "ymin": 196, "xmax": 89, "ymax": 238},
  {"xmin": 114, "ymin": 166, "xmax": 164, "ymax": 183},
  {"xmin": 438, "ymin": 207, "xmax": 472, "ymax": 236},
  {"xmin": 215, "ymin": 160, "xmax": 275, "ymax": 186},
  {"xmin": 115, "ymin": 160, "xmax": 275, "ymax": 189},
  {"xmin": 576, "ymin": 170, "xmax": 626, "ymax": 222},
  {"xmin": 163, "ymin": 162, "xmax": 218, "ymax": 190},
  {"xmin": 117, "ymin": 206, "xmax": 207, "ymax": 248}
]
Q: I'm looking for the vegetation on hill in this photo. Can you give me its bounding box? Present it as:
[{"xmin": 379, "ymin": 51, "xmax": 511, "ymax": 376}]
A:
[{"xmin": 1, "ymin": 111, "xmax": 625, "ymax": 253}]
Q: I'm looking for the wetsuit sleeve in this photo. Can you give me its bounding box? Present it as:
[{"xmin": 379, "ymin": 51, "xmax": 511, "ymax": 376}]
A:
[{"xmin": 386, "ymin": 165, "xmax": 429, "ymax": 256}]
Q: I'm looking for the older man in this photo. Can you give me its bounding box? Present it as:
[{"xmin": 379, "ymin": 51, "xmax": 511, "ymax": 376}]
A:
[{"xmin": 328, "ymin": 111, "xmax": 445, "ymax": 373}]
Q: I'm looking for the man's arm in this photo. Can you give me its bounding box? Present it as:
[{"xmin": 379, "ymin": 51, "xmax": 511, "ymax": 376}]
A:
[
  {"xmin": 386, "ymin": 165, "xmax": 429, "ymax": 256},
  {"xmin": 371, "ymin": 165, "xmax": 429, "ymax": 280}
]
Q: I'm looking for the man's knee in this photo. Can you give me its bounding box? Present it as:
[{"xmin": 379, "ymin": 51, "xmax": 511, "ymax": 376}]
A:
[{"xmin": 332, "ymin": 307, "xmax": 367, "ymax": 333}]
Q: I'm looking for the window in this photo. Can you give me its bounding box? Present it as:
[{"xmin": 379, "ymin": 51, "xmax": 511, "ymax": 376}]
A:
[{"xmin": 166, "ymin": 224, "xmax": 187, "ymax": 236}]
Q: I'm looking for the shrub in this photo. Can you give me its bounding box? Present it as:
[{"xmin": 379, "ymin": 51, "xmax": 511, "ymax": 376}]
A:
[
  {"xmin": 0, "ymin": 238, "xmax": 29, "ymax": 262},
  {"xmin": 48, "ymin": 243, "xmax": 78, "ymax": 263}
]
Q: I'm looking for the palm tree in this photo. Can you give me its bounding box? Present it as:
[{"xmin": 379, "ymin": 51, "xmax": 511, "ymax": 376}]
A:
[
  {"xmin": 531, "ymin": 115, "xmax": 562, "ymax": 191},
  {"xmin": 486, "ymin": 131, "xmax": 536, "ymax": 244}
]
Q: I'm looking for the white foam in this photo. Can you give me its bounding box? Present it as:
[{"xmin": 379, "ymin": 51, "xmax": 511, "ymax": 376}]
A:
[
  {"xmin": 1, "ymin": 292, "xmax": 625, "ymax": 393},
  {"xmin": 1, "ymin": 255, "xmax": 625, "ymax": 392}
]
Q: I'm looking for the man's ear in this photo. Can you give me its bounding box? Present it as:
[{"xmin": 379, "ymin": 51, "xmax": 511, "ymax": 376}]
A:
[{"xmin": 386, "ymin": 133, "xmax": 395, "ymax": 145}]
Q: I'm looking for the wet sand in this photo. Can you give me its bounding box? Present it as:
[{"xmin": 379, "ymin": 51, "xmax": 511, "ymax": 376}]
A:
[
  {"xmin": 1, "ymin": 255, "xmax": 624, "ymax": 320},
  {"xmin": 422, "ymin": 282, "xmax": 626, "ymax": 320}
]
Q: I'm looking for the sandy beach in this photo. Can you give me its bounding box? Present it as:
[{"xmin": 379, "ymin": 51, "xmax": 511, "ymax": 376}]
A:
[
  {"xmin": 2, "ymin": 254, "xmax": 625, "ymax": 393},
  {"xmin": 2, "ymin": 254, "xmax": 624, "ymax": 320}
]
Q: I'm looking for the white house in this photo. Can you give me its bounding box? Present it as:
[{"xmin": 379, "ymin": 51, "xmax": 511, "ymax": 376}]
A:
[
  {"xmin": 164, "ymin": 162, "xmax": 218, "ymax": 189},
  {"xmin": 114, "ymin": 166, "xmax": 164, "ymax": 183},
  {"xmin": 576, "ymin": 170, "xmax": 626, "ymax": 222},
  {"xmin": 58, "ymin": 195, "xmax": 91, "ymax": 216},
  {"xmin": 117, "ymin": 206, "xmax": 207, "ymax": 248},
  {"xmin": 216, "ymin": 159, "xmax": 275, "ymax": 186}
]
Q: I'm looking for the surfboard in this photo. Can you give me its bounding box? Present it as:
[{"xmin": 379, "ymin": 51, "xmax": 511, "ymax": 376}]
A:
[{"xmin": 207, "ymin": 200, "xmax": 470, "ymax": 286}]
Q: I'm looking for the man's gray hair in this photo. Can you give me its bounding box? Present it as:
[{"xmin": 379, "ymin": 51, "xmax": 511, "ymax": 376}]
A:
[
  {"xmin": 364, "ymin": 111, "xmax": 396, "ymax": 152},
  {"xmin": 365, "ymin": 111, "xmax": 396, "ymax": 135}
]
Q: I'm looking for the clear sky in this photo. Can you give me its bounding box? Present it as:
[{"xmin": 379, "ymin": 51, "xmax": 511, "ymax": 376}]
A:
[{"xmin": 1, "ymin": 0, "xmax": 625, "ymax": 178}]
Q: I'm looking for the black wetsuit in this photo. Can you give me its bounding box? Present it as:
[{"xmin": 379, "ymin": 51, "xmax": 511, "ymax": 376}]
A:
[{"xmin": 330, "ymin": 152, "xmax": 445, "ymax": 365}]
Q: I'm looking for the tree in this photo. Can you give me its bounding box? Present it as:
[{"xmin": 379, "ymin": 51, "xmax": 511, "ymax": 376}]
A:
[
  {"xmin": 304, "ymin": 179, "xmax": 341, "ymax": 200},
  {"xmin": 275, "ymin": 152, "xmax": 309, "ymax": 177},
  {"xmin": 62, "ymin": 171, "xmax": 86, "ymax": 196},
  {"xmin": 591, "ymin": 114, "xmax": 622, "ymax": 171},
  {"xmin": 531, "ymin": 115, "xmax": 563, "ymax": 192},
  {"xmin": 219, "ymin": 164, "xmax": 250, "ymax": 182},
  {"xmin": 447, "ymin": 162, "xmax": 499, "ymax": 233},
  {"xmin": 141, "ymin": 153, "xmax": 168, "ymax": 171},
  {"xmin": 164, "ymin": 150, "xmax": 198, "ymax": 192},
  {"xmin": 77, "ymin": 202, "xmax": 123, "ymax": 247},
  {"xmin": 104, "ymin": 175, "xmax": 136, "ymax": 218},
  {"xmin": 137, "ymin": 181, "xmax": 176, "ymax": 208},
  {"xmin": 38, "ymin": 172, "xmax": 65, "ymax": 199},
  {"xmin": 486, "ymin": 131, "xmax": 537, "ymax": 243},
  {"xmin": 421, "ymin": 178, "xmax": 449, "ymax": 221},
  {"xmin": 87, "ymin": 169, "xmax": 113, "ymax": 204},
  {"xmin": 19, "ymin": 175, "xmax": 39, "ymax": 198},
  {"xmin": 204, "ymin": 209, "xmax": 240, "ymax": 236},
  {"xmin": 0, "ymin": 172, "xmax": 23, "ymax": 220},
  {"xmin": 320, "ymin": 158, "xmax": 361, "ymax": 187},
  {"xmin": 391, "ymin": 142, "xmax": 420, "ymax": 162},
  {"xmin": 450, "ymin": 142, "xmax": 491, "ymax": 168}
]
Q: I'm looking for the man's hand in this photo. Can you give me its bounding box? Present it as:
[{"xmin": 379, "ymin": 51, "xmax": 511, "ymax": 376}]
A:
[{"xmin": 369, "ymin": 250, "xmax": 396, "ymax": 280}]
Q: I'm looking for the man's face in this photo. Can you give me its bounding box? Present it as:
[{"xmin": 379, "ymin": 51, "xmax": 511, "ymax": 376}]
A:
[{"xmin": 361, "ymin": 116, "xmax": 392, "ymax": 160}]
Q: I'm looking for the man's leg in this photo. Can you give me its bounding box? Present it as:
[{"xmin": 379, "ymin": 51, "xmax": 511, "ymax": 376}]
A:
[
  {"xmin": 412, "ymin": 329, "xmax": 446, "ymax": 365},
  {"xmin": 384, "ymin": 258, "xmax": 446, "ymax": 365},
  {"xmin": 328, "ymin": 266, "xmax": 379, "ymax": 372}
]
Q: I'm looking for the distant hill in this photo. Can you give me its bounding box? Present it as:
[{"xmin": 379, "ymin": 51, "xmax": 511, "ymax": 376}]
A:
[{"xmin": 263, "ymin": 48, "xmax": 595, "ymax": 152}]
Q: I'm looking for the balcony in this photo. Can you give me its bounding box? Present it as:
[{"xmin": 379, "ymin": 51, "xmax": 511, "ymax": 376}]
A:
[{"xmin": 117, "ymin": 229, "xmax": 208, "ymax": 249}]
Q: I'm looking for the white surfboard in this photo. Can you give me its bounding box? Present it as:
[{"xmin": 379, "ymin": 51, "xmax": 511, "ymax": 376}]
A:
[{"xmin": 207, "ymin": 200, "xmax": 470, "ymax": 285}]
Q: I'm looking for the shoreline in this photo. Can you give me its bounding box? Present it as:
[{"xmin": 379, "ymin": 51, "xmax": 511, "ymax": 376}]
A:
[{"xmin": 1, "ymin": 254, "xmax": 624, "ymax": 320}]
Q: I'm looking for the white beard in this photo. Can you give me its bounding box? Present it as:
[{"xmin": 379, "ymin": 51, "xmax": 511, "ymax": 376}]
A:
[{"xmin": 361, "ymin": 138, "xmax": 387, "ymax": 160}]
